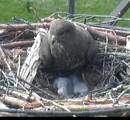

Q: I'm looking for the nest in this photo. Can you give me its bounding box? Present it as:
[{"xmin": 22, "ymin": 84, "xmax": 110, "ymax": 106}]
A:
[{"xmin": 0, "ymin": 13, "xmax": 130, "ymax": 117}]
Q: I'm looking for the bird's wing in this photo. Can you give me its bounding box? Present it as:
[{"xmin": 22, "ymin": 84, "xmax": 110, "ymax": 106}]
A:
[{"xmin": 39, "ymin": 31, "xmax": 52, "ymax": 68}]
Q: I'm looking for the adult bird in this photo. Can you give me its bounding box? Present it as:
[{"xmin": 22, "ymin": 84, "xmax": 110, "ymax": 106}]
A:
[{"xmin": 39, "ymin": 19, "xmax": 97, "ymax": 74}]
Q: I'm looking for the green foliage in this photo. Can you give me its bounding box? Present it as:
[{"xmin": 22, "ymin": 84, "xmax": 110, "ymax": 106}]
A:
[{"xmin": 0, "ymin": 0, "xmax": 129, "ymax": 25}]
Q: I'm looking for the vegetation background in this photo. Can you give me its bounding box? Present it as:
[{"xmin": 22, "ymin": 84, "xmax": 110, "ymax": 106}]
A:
[{"xmin": 0, "ymin": 0, "xmax": 130, "ymax": 26}]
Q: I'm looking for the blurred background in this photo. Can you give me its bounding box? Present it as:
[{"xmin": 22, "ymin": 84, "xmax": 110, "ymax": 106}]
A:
[{"xmin": 0, "ymin": 0, "xmax": 130, "ymax": 26}]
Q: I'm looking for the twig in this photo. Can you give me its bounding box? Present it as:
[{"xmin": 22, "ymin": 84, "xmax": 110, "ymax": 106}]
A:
[
  {"xmin": 0, "ymin": 69, "xmax": 29, "ymax": 93},
  {"xmin": 32, "ymin": 92, "xmax": 72, "ymax": 113},
  {"xmin": 114, "ymin": 85, "xmax": 130, "ymax": 104},
  {"xmin": 1, "ymin": 70, "xmax": 13, "ymax": 95},
  {"xmin": 98, "ymin": 52, "xmax": 130, "ymax": 58},
  {"xmin": 0, "ymin": 47, "xmax": 11, "ymax": 71},
  {"xmin": 18, "ymin": 77, "xmax": 58, "ymax": 99},
  {"xmin": 15, "ymin": 55, "xmax": 21, "ymax": 87},
  {"xmin": 108, "ymin": 90, "xmax": 116, "ymax": 104},
  {"xmin": 0, "ymin": 47, "xmax": 19, "ymax": 88}
]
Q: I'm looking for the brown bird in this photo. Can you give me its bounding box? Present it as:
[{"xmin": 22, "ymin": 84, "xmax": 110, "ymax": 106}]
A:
[{"xmin": 39, "ymin": 19, "xmax": 97, "ymax": 73}]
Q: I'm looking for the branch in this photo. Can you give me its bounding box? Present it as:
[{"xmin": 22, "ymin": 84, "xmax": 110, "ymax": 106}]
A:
[
  {"xmin": 0, "ymin": 40, "xmax": 34, "ymax": 49},
  {"xmin": 0, "ymin": 22, "xmax": 50, "ymax": 32},
  {"xmin": 87, "ymin": 26, "xmax": 126, "ymax": 45},
  {"xmin": 0, "ymin": 21, "xmax": 127, "ymax": 46},
  {"xmin": 0, "ymin": 96, "xmax": 41, "ymax": 109}
]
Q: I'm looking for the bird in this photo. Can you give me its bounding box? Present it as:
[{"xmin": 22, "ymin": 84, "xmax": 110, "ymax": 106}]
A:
[
  {"xmin": 53, "ymin": 76, "xmax": 74, "ymax": 98},
  {"xmin": 39, "ymin": 19, "xmax": 97, "ymax": 74},
  {"xmin": 53, "ymin": 75, "xmax": 88, "ymax": 98}
]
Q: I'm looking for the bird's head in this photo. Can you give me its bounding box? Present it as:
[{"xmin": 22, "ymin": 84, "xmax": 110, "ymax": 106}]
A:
[{"xmin": 48, "ymin": 19, "xmax": 75, "ymax": 44}]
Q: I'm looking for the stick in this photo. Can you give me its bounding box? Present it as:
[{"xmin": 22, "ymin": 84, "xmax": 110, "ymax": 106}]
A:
[
  {"xmin": 0, "ymin": 22, "xmax": 50, "ymax": 31},
  {"xmin": 87, "ymin": 26, "xmax": 126, "ymax": 45},
  {"xmin": 0, "ymin": 40, "xmax": 34, "ymax": 49}
]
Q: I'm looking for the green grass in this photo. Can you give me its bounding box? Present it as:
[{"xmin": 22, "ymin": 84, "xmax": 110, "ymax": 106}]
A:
[
  {"xmin": 75, "ymin": 0, "xmax": 120, "ymax": 15},
  {"xmin": 0, "ymin": 0, "xmax": 130, "ymax": 26},
  {"xmin": 0, "ymin": 0, "xmax": 67, "ymax": 23}
]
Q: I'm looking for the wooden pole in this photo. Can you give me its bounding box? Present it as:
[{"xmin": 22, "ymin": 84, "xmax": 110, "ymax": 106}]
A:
[{"xmin": 68, "ymin": 0, "xmax": 75, "ymax": 19}]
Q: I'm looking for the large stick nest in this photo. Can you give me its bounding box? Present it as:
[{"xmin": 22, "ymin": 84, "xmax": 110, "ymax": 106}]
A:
[{"xmin": 0, "ymin": 13, "xmax": 130, "ymax": 116}]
